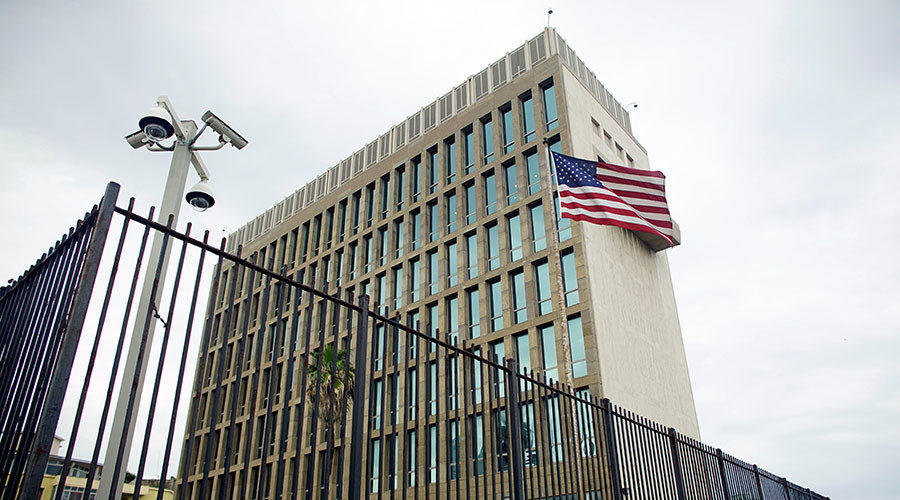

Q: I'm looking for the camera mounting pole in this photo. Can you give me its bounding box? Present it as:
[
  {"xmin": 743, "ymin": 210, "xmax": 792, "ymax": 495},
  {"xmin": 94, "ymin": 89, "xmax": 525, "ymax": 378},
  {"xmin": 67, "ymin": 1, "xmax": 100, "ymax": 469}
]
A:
[{"xmin": 99, "ymin": 96, "xmax": 246, "ymax": 500}]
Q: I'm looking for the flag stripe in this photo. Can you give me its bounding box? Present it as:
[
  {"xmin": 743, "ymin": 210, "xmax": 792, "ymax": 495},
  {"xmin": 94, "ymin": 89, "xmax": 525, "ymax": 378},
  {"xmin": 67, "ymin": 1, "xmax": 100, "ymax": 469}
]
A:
[
  {"xmin": 598, "ymin": 161, "xmax": 666, "ymax": 179},
  {"xmin": 561, "ymin": 209, "xmax": 673, "ymax": 243},
  {"xmin": 559, "ymin": 188, "xmax": 671, "ymax": 214},
  {"xmin": 597, "ymin": 174, "xmax": 666, "ymax": 192},
  {"xmin": 560, "ymin": 201, "xmax": 674, "ymax": 231}
]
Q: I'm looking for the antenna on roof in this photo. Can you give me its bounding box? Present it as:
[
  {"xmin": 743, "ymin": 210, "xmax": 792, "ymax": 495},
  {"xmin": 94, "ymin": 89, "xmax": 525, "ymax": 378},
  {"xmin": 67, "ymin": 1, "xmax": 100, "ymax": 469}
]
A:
[{"xmin": 547, "ymin": 8, "xmax": 553, "ymax": 27}]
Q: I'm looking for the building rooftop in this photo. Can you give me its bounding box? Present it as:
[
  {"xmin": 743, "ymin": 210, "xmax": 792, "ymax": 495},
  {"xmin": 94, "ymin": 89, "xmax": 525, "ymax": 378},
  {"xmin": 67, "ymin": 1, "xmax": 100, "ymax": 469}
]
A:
[{"xmin": 227, "ymin": 28, "xmax": 634, "ymax": 252}]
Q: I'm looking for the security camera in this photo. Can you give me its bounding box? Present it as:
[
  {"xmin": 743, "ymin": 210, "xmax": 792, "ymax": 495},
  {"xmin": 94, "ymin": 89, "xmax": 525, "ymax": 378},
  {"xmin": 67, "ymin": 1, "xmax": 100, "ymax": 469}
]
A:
[
  {"xmin": 125, "ymin": 130, "xmax": 150, "ymax": 149},
  {"xmin": 202, "ymin": 111, "xmax": 248, "ymax": 150},
  {"xmin": 139, "ymin": 106, "xmax": 175, "ymax": 142},
  {"xmin": 185, "ymin": 180, "xmax": 215, "ymax": 212}
]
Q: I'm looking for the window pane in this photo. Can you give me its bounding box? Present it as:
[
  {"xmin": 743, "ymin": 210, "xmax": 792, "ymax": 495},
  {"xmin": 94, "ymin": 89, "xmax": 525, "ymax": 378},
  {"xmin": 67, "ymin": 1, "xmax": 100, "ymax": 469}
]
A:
[
  {"xmin": 483, "ymin": 173, "xmax": 497, "ymax": 215},
  {"xmin": 447, "ymin": 242, "xmax": 458, "ymax": 287},
  {"xmin": 467, "ymin": 288, "xmax": 480, "ymax": 339},
  {"xmin": 489, "ymin": 280, "xmax": 503, "ymax": 332},
  {"xmin": 464, "ymin": 130, "xmax": 475, "ymax": 174},
  {"xmin": 446, "ymin": 194, "xmax": 457, "ymax": 233},
  {"xmin": 522, "ymin": 95, "xmax": 536, "ymax": 143},
  {"xmin": 482, "ymin": 119, "xmax": 494, "ymax": 164},
  {"xmin": 568, "ymin": 315, "xmax": 587, "ymax": 378},
  {"xmin": 511, "ymin": 270, "xmax": 526, "ymax": 324},
  {"xmin": 535, "ymin": 261, "xmax": 552, "ymax": 315},
  {"xmin": 465, "ymin": 184, "xmax": 476, "ymax": 225},
  {"xmin": 466, "ymin": 233, "xmax": 478, "ymax": 279},
  {"xmin": 487, "ymin": 224, "xmax": 499, "ymax": 271},
  {"xmin": 446, "ymin": 139, "xmax": 456, "ymax": 184},
  {"xmin": 561, "ymin": 250, "xmax": 579, "ymax": 306},
  {"xmin": 501, "ymin": 107, "xmax": 514, "ymax": 154},
  {"xmin": 543, "ymin": 83, "xmax": 558, "ymax": 131},
  {"xmin": 428, "ymin": 150, "xmax": 438, "ymax": 194},
  {"xmin": 508, "ymin": 214, "xmax": 522, "ymax": 261},
  {"xmin": 530, "ymin": 204, "xmax": 546, "ymax": 252},
  {"xmin": 412, "ymin": 158, "xmax": 421, "ymax": 201},
  {"xmin": 540, "ymin": 324, "xmax": 558, "ymax": 382},
  {"xmin": 505, "ymin": 162, "xmax": 518, "ymax": 205}
]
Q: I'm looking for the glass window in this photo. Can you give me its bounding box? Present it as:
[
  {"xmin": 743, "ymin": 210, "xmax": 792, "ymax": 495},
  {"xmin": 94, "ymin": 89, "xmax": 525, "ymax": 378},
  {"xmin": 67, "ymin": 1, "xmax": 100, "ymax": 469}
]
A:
[
  {"xmin": 525, "ymin": 151, "xmax": 540, "ymax": 195},
  {"xmin": 371, "ymin": 380, "xmax": 383, "ymax": 429},
  {"xmin": 561, "ymin": 250, "xmax": 579, "ymax": 306},
  {"xmin": 463, "ymin": 129, "xmax": 475, "ymax": 174},
  {"xmin": 428, "ymin": 149, "xmax": 438, "ymax": 194},
  {"xmin": 392, "ymin": 266, "xmax": 403, "ymax": 310},
  {"xmin": 351, "ymin": 192, "xmax": 361, "ymax": 235},
  {"xmin": 411, "ymin": 157, "xmax": 422, "ymax": 202},
  {"xmin": 406, "ymin": 429, "xmax": 417, "ymax": 487},
  {"xmin": 427, "ymin": 304, "xmax": 438, "ymax": 353},
  {"xmin": 394, "ymin": 220, "xmax": 404, "ymax": 258},
  {"xmin": 446, "ymin": 193, "xmax": 457, "ymax": 233},
  {"xmin": 483, "ymin": 172, "xmax": 497, "ymax": 215},
  {"xmin": 311, "ymin": 216, "xmax": 321, "ymax": 256},
  {"xmin": 334, "ymin": 250, "xmax": 343, "ymax": 286},
  {"xmin": 508, "ymin": 213, "xmax": 522, "ymax": 261},
  {"xmin": 370, "ymin": 438, "xmax": 381, "ymax": 492},
  {"xmin": 486, "ymin": 223, "xmax": 500, "ymax": 271},
  {"xmin": 395, "ymin": 168, "xmax": 405, "ymax": 211},
  {"xmin": 521, "ymin": 94, "xmax": 536, "ymax": 143},
  {"xmin": 501, "ymin": 107, "xmax": 514, "ymax": 154},
  {"xmin": 366, "ymin": 184, "xmax": 375, "ymax": 227},
  {"xmin": 376, "ymin": 273, "xmax": 387, "ymax": 314},
  {"xmin": 428, "ymin": 424, "xmax": 438, "ymax": 483},
  {"xmin": 407, "ymin": 369, "xmax": 417, "ymax": 420},
  {"xmin": 513, "ymin": 331, "xmax": 531, "ymax": 375},
  {"xmin": 535, "ymin": 261, "xmax": 552, "ymax": 315},
  {"xmin": 465, "ymin": 232, "xmax": 478, "ymax": 279},
  {"xmin": 489, "ymin": 279, "xmax": 503, "ymax": 332},
  {"xmin": 337, "ymin": 202, "xmax": 347, "ymax": 243},
  {"xmin": 548, "ymin": 139, "xmax": 571, "ymax": 241},
  {"xmin": 410, "ymin": 258, "xmax": 420, "ymax": 303},
  {"xmin": 492, "ymin": 341, "xmax": 505, "ymax": 397},
  {"xmin": 348, "ymin": 243, "xmax": 357, "ymax": 280},
  {"xmin": 300, "ymin": 223, "xmax": 310, "ymax": 259},
  {"xmin": 482, "ymin": 118, "xmax": 494, "ymax": 164},
  {"xmin": 505, "ymin": 162, "xmax": 519, "ymax": 205},
  {"xmin": 473, "ymin": 414, "xmax": 485, "ymax": 474},
  {"xmin": 446, "ymin": 296, "xmax": 459, "ymax": 344},
  {"xmin": 511, "ymin": 270, "xmax": 526, "ymax": 324},
  {"xmin": 428, "ymin": 250, "xmax": 439, "ymax": 295},
  {"xmin": 428, "ymin": 203, "xmax": 438, "ymax": 242},
  {"xmin": 447, "ymin": 241, "xmax": 458, "ymax": 287},
  {"xmin": 363, "ymin": 236, "xmax": 372, "ymax": 274},
  {"xmin": 449, "ymin": 419, "xmax": 460, "ymax": 479},
  {"xmin": 568, "ymin": 315, "xmax": 587, "ymax": 378},
  {"xmin": 540, "ymin": 324, "xmax": 558, "ymax": 382},
  {"xmin": 542, "ymin": 82, "xmax": 558, "ymax": 131},
  {"xmin": 445, "ymin": 138, "xmax": 456, "ymax": 184},
  {"xmin": 411, "ymin": 211, "xmax": 421, "ymax": 250},
  {"xmin": 464, "ymin": 183, "xmax": 476, "ymax": 225},
  {"xmin": 467, "ymin": 287, "xmax": 480, "ymax": 339},
  {"xmin": 377, "ymin": 227, "xmax": 387, "ymax": 266},
  {"xmin": 530, "ymin": 203, "xmax": 546, "ymax": 252},
  {"xmin": 427, "ymin": 361, "xmax": 438, "ymax": 415},
  {"xmin": 323, "ymin": 211, "xmax": 333, "ymax": 251},
  {"xmin": 381, "ymin": 175, "xmax": 391, "ymax": 219}
]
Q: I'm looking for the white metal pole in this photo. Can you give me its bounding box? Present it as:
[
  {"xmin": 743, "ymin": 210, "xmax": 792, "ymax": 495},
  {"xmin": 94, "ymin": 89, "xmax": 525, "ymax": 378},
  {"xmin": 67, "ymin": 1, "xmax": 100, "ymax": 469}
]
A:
[{"xmin": 97, "ymin": 121, "xmax": 196, "ymax": 500}]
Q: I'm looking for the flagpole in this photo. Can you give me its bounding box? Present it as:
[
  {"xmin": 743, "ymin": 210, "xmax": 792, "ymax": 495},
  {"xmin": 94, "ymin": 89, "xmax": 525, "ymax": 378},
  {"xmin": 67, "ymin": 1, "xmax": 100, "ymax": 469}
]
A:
[{"xmin": 544, "ymin": 140, "xmax": 587, "ymax": 492}]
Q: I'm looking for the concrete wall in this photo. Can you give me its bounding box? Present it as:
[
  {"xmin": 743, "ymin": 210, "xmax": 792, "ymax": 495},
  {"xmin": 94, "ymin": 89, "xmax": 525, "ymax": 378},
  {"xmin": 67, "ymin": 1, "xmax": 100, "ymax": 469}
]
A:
[{"xmin": 558, "ymin": 65, "xmax": 701, "ymax": 438}]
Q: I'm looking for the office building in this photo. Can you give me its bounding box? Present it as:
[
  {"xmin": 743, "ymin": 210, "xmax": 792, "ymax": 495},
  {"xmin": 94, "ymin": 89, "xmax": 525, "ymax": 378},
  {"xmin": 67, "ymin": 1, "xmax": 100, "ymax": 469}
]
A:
[{"xmin": 180, "ymin": 27, "xmax": 699, "ymax": 498}]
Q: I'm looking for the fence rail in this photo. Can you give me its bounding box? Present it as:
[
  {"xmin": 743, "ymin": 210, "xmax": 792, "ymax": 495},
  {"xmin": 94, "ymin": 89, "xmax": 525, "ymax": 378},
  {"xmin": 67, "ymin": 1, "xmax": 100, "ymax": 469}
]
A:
[{"xmin": 0, "ymin": 183, "xmax": 827, "ymax": 500}]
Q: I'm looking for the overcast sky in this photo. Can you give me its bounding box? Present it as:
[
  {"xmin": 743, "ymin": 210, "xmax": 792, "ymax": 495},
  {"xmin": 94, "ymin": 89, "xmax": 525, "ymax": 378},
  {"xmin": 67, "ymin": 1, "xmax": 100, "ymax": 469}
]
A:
[{"xmin": 1, "ymin": 0, "xmax": 898, "ymax": 498}]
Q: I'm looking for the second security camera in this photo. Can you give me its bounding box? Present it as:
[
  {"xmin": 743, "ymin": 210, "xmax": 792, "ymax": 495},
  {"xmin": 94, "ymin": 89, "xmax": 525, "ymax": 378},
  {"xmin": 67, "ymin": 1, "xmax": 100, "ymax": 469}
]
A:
[
  {"xmin": 202, "ymin": 111, "xmax": 248, "ymax": 150},
  {"xmin": 185, "ymin": 180, "xmax": 215, "ymax": 211}
]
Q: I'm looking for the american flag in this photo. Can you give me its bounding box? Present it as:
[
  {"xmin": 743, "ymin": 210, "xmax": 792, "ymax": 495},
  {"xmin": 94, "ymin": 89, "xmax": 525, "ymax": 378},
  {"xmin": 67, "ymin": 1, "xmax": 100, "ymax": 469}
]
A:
[{"xmin": 551, "ymin": 150, "xmax": 674, "ymax": 246}]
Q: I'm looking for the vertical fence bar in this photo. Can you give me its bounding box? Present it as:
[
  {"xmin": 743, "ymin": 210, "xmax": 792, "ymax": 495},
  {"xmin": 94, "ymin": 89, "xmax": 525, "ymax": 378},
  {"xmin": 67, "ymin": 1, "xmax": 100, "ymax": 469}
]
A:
[
  {"xmin": 601, "ymin": 398, "xmax": 624, "ymax": 500},
  {"xmin": 717, "ymin": 448, "xmax": 732, "ymax": 500},
  {"xmin": 668, "ymin": 428, "xmax": 687, "ymax": 500},
  {"xmin": 347, "ymin": 294, "xmax": 370, "ymax": 500},
  {"xmin": 18, "ymin": 183, "xmax": 118, "ymax": 498},
  {"xmin": 504, "ymin": 359, "xmax": 525, "ymax": 500}
]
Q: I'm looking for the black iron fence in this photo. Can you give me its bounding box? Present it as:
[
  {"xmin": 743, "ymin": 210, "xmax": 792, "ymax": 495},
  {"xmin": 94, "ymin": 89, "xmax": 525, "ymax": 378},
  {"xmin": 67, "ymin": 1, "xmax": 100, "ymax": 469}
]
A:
[{"xmin": 0, "ymin": 183, "xmax": 827, "ymax": 500}]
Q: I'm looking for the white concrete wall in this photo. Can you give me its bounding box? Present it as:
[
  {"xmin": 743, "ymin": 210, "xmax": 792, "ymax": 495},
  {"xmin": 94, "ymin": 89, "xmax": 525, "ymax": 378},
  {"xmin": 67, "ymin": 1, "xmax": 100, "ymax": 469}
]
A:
[{"xmin": 559, "ymin": 65, "xmax": 701, "ymax": 438}]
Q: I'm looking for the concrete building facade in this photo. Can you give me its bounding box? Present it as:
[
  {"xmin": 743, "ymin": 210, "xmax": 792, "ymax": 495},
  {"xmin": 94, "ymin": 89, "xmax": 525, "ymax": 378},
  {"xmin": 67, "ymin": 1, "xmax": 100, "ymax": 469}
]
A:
[{"xmin": 180, "ymin": 27, "xmax": 699, "ymax": 498}]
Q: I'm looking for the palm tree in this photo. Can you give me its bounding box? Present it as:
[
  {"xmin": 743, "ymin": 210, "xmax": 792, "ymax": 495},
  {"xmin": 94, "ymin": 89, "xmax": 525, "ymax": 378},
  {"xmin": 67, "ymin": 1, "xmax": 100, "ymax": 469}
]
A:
[{"xmin": 306, "ymin": 343, "xmax": 354, "ymax": 493}]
